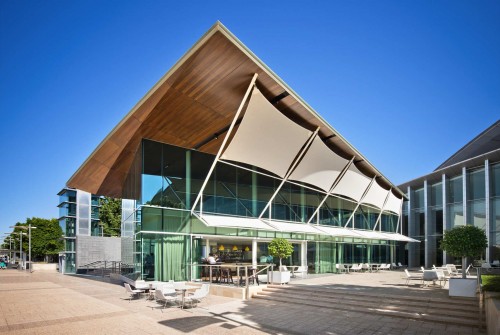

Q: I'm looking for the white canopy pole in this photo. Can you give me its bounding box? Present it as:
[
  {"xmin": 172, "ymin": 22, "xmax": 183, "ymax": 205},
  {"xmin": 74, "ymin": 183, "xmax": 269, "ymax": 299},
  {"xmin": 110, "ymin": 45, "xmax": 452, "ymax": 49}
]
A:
[
  {"xmin": 306, "ymin": 156, "xmax": 355, "ymax": 224},
  {"xmin": 258, "ymin": 127, "xmax": 320, "ymax": 219},
  {"xmin": 343, "ymin": 177, "xmax": 376, "ymax": 228},
  {"xmin": 397, "ymin": 198, "xmax": 403, "ymax": 234},
  {"xmin": 372, "ymin": 188, "xmax": 392, "ymax": 231},
  {"xmin": 191, "ymin": 73, "xmax": 258, "ymax": 216}
]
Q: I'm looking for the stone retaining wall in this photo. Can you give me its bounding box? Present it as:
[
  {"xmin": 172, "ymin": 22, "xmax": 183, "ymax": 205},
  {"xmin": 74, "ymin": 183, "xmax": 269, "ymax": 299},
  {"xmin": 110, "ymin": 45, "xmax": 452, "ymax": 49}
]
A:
[
  {"xmin": 485, "ymin": 292, "xmax": 500, "ymax": 335},
  {"xmin": 32, "ymin": 263, "xmax": 58, "ymax": 272}
]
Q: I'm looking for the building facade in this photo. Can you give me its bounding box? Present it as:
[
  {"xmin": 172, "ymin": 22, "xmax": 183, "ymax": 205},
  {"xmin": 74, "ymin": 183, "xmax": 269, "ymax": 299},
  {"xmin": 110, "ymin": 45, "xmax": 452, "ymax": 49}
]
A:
[
  {"xmin": 399, "ymin": 121, "xmax": 500, "ymax": 268},
  {"xmin": 57, "ymin": 188, "xmax": 101, "ymax": 273},
  {"xmin": 66, "ymin": 22, "xmax": 415, "ymax": 282}
]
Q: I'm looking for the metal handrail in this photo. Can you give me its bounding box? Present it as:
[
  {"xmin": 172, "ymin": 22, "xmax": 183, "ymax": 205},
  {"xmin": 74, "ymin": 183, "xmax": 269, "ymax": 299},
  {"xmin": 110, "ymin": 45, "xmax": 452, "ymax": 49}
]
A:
[{"xmin": 192, "ymin": 263, "xmax": 275, "ymax": 299}]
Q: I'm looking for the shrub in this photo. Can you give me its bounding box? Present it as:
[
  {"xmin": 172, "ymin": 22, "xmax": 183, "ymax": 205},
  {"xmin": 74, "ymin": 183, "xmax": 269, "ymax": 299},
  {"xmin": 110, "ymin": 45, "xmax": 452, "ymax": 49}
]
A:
[{"xmin": 481, "ymin": 275, "xmax": 500, "ymax": 292}]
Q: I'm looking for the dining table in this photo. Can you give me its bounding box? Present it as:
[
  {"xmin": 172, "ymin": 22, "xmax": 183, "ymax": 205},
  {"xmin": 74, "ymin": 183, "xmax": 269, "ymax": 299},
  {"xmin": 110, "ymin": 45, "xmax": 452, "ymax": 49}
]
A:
[{"xmin": 173, "ymin": 283, "xmax": 199, "ymax": 309}]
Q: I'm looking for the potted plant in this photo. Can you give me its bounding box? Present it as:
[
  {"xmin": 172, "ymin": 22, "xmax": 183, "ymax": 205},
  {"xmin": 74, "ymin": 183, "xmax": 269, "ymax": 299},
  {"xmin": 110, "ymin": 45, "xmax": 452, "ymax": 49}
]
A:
[
  {"xmin": 265, "ymin": 238, "xmax": 294, "ymax": 284},
  {"xmin": 440, "ymin": 225, "xmax": 487, "ymax": 297}
]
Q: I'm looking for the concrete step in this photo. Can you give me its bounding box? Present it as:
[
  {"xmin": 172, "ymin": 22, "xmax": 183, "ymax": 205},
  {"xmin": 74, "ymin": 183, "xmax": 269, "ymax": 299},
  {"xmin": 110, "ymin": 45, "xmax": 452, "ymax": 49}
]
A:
[
  {"xmin": 262, "ymin": 286, "xmax": 479, "ymax": 315},
  {"xmin": 257, "ymin": 289, "xmax": 479, "ymax": 321},
  {"xmin": 266, "ymin": 284, "xmax": 479, "ymax": 308},
  {"xmin": 253, "ymin": 285, "xmax": 483, "ymax": 328}
]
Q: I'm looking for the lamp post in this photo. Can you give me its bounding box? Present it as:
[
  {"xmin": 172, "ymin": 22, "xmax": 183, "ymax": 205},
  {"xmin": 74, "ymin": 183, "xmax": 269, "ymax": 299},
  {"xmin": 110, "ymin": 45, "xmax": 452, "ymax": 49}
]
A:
[
  {"xmin": 3, "ymin": 234, "xmax": 13, "ymax": 262},
  {"xmin": 11, "ymin": 225, "xmax": 36, "ymax": 272}
]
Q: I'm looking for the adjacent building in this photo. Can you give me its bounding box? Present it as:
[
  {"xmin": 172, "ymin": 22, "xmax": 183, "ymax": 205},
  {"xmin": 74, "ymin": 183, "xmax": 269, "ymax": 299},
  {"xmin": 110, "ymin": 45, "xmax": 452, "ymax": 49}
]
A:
[
  {"xmin": 65, "ymin": 22, "xmax": 415, "ymax": 281},
  {"xmin": 399, "ymin": 120, "xmax": 500, "ymax": 268},
  {"xmin": 58, "ymin": 188, "xmax": 123, "ymax": 273}
]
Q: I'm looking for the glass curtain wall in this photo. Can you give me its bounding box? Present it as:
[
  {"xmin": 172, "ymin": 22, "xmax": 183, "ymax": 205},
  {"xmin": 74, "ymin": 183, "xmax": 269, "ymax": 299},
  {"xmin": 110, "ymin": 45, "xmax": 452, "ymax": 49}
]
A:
[
  {"xmin": 467, "ymin": 168, "xmax": 486, "ymax": 230},
  {"xmin": 429, "ymin": 182, "xmax": 443, "ymax": 265},
  {"xmin": 136, "ymin": 139, "xmax": 398, "ymax": 281},
  {"xmin": 491, "ymin": 163, "xmax": 500, "ymax": 260},
  {"xmin": 411, "ymin": 188, "xmax": 425, "ymax": 265},
  {"xmin": 447, "ymin": 176, "xmax": 464, "ymax": 228}
]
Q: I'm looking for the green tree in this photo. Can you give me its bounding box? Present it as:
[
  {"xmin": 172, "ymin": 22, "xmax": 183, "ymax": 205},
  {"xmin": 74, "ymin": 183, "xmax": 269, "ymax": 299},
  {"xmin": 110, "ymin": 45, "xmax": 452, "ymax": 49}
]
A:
[
  {"xmin": 268, "ymin": 238, "xmax": 294, "ymax": 269},
  {"xmin": 10, "ymin": 218, "xmax": 63, "ymax": 262},
  {"xmin": 440, "ymin": 225, "xmax": 487, "ymax": 278},
  {"xmin": 99, "ymin": 197, "xmax": 121, "ymax": 237}
]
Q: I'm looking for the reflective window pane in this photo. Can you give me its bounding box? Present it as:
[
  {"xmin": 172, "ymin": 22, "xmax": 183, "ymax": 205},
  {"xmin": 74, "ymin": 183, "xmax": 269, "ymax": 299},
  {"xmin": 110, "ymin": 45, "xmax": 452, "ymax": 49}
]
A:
[
  {"xmin": 448, "ymin": 176, "xmax": 463, "ymax": 204},
  {"xmin": 468, "ymin": 169, "xmax": 485, "ymax": 200}
]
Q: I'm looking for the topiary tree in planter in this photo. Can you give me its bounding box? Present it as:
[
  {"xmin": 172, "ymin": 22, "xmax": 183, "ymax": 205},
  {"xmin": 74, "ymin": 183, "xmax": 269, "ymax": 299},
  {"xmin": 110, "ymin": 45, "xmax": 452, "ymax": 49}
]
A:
[
  {"xmin": 440, "ymin": 225, "xmax": 487, "ymax": 279},
  {"xmin": 268, "ymin": 238, "xmax": 294, "ymax": 269}
]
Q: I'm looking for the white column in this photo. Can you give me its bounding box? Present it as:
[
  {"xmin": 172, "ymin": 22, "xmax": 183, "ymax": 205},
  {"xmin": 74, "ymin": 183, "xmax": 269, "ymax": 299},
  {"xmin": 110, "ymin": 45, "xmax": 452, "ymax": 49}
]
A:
[
  {"xmin": 462, "ymin": 167, "xmax": 467, "ymax": 225},
  {"xmin": 252, "ymin": 239, "xmax": 258, "ymax": 268},
  {"xmin": 485, "ymin": 160, "xmax": 491, "ymax": 262},
  {"xmin": 301, "ymin": 241, "xmax": 307, "ymax": 267},
  {"xmin": 442, "ymin": 174, "xmax": 448, "ymax": 265},
  {"xmin": 424, "ymin": 179, "xmax": 430, "ymax": 268},
  {"xmin": 205, "ymin": 239, "xmax": 211, "ymax": 259}
]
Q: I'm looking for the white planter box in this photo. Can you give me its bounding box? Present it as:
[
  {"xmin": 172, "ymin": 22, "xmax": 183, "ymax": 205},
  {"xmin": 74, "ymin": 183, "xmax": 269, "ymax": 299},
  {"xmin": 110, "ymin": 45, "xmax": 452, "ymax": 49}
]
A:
[
  {"xmin": 449, "ymin": 278, "xmax": 477, "ymax": 298},
  {"xmin": 258, "ymin": 271, "xmax": 290, "ymax": 284}
]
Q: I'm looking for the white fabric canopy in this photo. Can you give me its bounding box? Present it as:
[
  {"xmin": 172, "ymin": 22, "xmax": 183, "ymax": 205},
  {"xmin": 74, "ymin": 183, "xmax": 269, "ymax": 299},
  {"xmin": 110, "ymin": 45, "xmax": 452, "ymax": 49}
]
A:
[
  {"xmin": 380, "ymin": 232, "xmax": 420, "ymax": 243},
  {"xmin": 318, "ymin": 225, "xmax": 418, "ymax": 242},
  {"xmin": 263, "ymin": 220, "xmax": 327, "ymax": 234},
  {"xmin": 288, "ymin": 137, "xmax": 349, "ymax": 192},
  {"xmin": 352, "ymin": 230, "xmax": 387, "ymax": 240},
  {"xmin": 331, "ymin": 164, "xmax": 371, "ymax": 201},
  {"xmin": 384, "ymin": 192, "xmax": 403, "ymax": 214},
  {"xmin": 221, "ymin": 88, "xmax": 312, "ymax": 177},
  {"xmin": 362, "ymin": 181, "xmax": 389, "ymax": 209},
  {"xmin": 198, "ymin": 214, "xmax": 275, "ymax": 230},
  {"xmin": 315, "ymin": 225, "xmax": 365, "ymax": 238}
]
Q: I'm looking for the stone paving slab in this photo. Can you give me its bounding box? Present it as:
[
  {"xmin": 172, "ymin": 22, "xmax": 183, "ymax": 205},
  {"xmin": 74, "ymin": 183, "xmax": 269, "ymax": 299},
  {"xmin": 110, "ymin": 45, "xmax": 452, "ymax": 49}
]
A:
[{"xmin": 0, "ymin": 269, "xmax": 485, "ymax": 334}]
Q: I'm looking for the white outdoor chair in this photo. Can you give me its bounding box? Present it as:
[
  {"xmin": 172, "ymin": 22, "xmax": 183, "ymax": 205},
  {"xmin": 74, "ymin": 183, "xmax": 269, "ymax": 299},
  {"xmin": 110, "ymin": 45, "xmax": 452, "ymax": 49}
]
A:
[
  {"xmin": 336, "ymin": 264, "xmax": 348, "ymax": 273},
  {"xmin": 184, "ymin": 284, "xmax": 210, "ymax": 308},
  {"xmin": 293, "ymin": 266, "xmax": 308, "ymax": 278},
  {"xmin": 435, "ymin": 269, "xmax": 448, "ymax": 287},
  {"xmin": 446, "ymin": 264, "xmax": 460, "ymax": 277},
  {"xmin": 124, "ymin": 283, "xmax": 144, "ymax": 302},
  {"xmin": 391, "ymin": 263, "xmax": 400, "ymax": 269},
  {"xmin": 404, "ymin": 269, "xmax": 423, "ymax": 286},
  {"xmin": 398, "ymin": 262, "xmax": 406, "ymax": 268},
  {"xmin": 350, "ymin": 264, "xmax": 362, "ymax": 272},
  {"xmin": 361, "ymin": 263, "xmax": 370, "ymax": 272},
  {"xmin": 154, "ymin": 289, "xmax": 179, "ymax": 310},
  {"xmin": 379, "ymin": 264, "xmax": 391, "ymax": 271},
  {"xmin": 422, "ymin": 270, "xmax": 439, "ymax": 287}
]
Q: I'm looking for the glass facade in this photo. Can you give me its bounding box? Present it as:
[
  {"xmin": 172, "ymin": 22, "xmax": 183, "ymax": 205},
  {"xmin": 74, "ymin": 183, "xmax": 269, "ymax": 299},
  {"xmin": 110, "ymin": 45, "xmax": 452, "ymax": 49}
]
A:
[
  {"xmin": 447, "ymin": 176, "xmax": 464, "ymax": 228},
  {"xmin": 131, "ymin": 139, "xmax": 402, "ymax": 281},
  {"xmin": 404, "ymin": 162, "xmax": 500, "ymax": 267},
  {"xmin": 58, "ymin": 188, "xmax": 102, "ymax": 274},
  {"xmin": 491, "ymin": 164, "xmax": 500, "ymax": 259}
]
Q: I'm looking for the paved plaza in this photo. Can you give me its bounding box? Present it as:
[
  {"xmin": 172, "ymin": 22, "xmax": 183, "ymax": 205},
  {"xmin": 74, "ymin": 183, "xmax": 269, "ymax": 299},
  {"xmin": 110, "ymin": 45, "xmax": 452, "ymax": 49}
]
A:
[{"xmin": 0, "ymin": 269, "xmax": 484, "ymax": 335}]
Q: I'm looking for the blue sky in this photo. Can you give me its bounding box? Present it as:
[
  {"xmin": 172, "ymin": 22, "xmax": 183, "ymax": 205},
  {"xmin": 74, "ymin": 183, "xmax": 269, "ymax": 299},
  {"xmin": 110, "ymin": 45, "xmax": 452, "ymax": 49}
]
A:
[{"xmin": 0, "ymin": 1, "xmax": 499, "ymax": 236}]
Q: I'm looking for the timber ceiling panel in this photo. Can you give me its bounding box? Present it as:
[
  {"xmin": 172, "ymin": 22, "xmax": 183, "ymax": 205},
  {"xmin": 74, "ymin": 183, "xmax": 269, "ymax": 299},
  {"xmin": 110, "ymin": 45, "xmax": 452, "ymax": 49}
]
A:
[{"xmin": 67, "ymin": 23, "xmax": 405, "ymax": 199}]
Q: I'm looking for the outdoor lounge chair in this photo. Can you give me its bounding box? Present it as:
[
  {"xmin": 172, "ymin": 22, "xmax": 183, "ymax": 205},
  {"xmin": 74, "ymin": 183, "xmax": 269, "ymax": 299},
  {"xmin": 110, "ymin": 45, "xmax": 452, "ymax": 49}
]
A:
[
  {"xmin": 124, "ymin": 283, "xmax": 145, "ymax": 301},
  {"xmin": 404, "ymin": 269, "xmax": 423, "ymax": 286},
  {"xmin": 361, "ymin": 263, "xmax": 370, "ymax": 272},
  {"xmin": 350, "ymin": 264, "xmax": 362, "ymax": 272}
]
